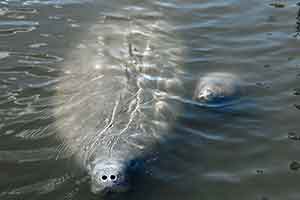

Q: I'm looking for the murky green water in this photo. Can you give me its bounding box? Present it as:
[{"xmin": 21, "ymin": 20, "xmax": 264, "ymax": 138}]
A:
[{"xmin": 0, "ymin": 0, "xmax": 300, "ymax": 199}]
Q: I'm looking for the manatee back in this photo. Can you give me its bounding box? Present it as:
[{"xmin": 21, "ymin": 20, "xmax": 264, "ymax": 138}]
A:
[{"xmin": 52, "ymin": 5, "xmax": 186, "ymax": 168}]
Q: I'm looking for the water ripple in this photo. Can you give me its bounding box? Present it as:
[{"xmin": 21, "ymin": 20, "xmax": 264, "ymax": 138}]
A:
[
  {"xmin": 0, "ymin": 174, "xmax": 73, "ymax": 197},
  {"xmin": 0, "ymin": 26, "xmax": 36, "ymax": 36},
  {"xmin": 0, "ymin": 148, "xmax": 57, "ymax": 162}
]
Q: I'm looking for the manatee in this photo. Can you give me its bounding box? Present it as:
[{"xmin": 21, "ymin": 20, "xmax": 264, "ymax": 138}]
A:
[
  {"xmin": 52, "ymin": 6, "xmax": 185, "ymax": 195},
  {"xmin": 193, "ymin": 72, "xmax": 243, "ymax": 104}
]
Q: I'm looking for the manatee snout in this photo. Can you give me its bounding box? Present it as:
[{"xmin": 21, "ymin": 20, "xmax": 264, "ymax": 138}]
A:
[{"xmin": 89, "ymin": 160, "xmax": 130, "ymax": 194}]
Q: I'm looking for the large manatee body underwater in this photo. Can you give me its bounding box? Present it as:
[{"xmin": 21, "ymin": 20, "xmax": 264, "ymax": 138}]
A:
[{"xmin": 52, "ymin": 1, "xmax": 242, "ymax": 195}]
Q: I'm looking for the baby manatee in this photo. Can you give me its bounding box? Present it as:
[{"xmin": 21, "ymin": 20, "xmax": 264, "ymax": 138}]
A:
[{"xmin": 193, "ymin": 72, "xmax": 243, "ymax": 104}]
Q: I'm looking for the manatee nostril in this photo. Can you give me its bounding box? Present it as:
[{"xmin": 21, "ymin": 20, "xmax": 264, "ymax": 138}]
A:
[
  {"xmin": 101, "ymin": 175, "xmax": 107, "ymax": 181},
  {"xmin": 110, "ymin": 175, "xmax": 116, "ymax": 180}
]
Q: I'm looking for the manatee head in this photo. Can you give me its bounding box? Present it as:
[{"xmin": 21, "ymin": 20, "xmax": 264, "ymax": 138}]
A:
[
  {"xmin": 194, "ymin": 73, "xmax": 242, "ymax": 104},
  {"xmin": 195, "ymin": 85, "xmax": 221, "ymax": 101},
  {"xmin": 89, "ymin": 159, "xmax": 130, "ymax": 194}
]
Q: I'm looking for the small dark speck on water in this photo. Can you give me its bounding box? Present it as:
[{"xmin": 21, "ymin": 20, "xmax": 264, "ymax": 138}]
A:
[
  {"xmin": 288, "ymin": 132, "xmax": 300, "ymax": 140},
  {"xmin": 294, "ymin": 104, "xmax": 300, "ymax": 110},
  {"xmin": 267, "ymin": 16, "xmax": 276, "ymax": 22},
  {"xmin": 256, "ymin": 82, "xmax": 271, "ymax": 89},
  {"xmin": 256, "ymin": 169, "xmax": 264, "ymax": 174},
  {"xmin": 260, "ymin": 196, "xmax": 269, "ymax": 200},
  {"xmin": 290, "ymin": 161, "xmax": 300, "ymax": 171},
  {"xmin": 263, "ymin": 64, "xmax": 271, "ymax": 68},
  {"xmin": 293, "ymin": 88, "xmax": 300, "ymax": 96}
]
